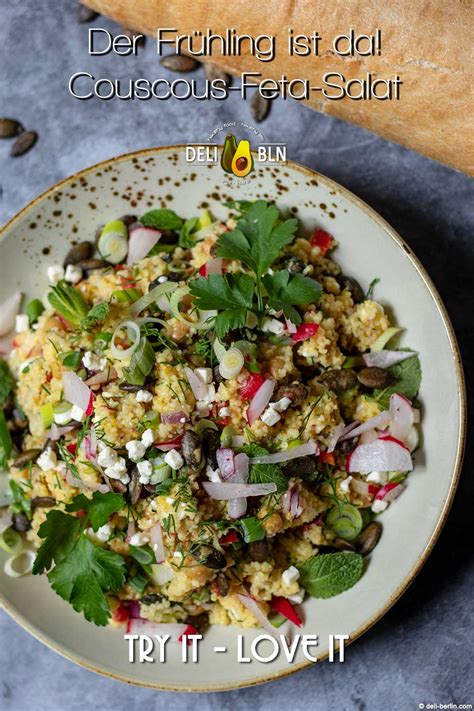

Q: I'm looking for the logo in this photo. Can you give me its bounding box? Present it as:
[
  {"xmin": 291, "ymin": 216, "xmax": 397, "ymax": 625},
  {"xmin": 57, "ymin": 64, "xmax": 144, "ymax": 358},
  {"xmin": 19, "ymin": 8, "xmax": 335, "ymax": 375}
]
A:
[{"xmin": 185, "ymin": 121, "xmax": 287, "ymax": 185}]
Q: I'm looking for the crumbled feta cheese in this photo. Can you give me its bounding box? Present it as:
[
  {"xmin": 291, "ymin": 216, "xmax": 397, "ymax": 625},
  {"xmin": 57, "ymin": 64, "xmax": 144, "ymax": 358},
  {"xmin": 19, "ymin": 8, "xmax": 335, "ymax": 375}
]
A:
[
  {"xmin": 261, "ymin": 407, "xmax": 281, "ymax": 426},
  {"xmin": 164, "ymin": 449, "xmax": 184, "ymax": 470},
  {"xmin": 157, "ymin": 276, "xmax": 168, "ymax": 283},
  {"xmin": 37, "ymin": 448, "xmax": 57, "ymax": 472},
  {"xmin": 129, "ymin": 532, "xmax": 150, "ymax": 547},
  {"xmin": 47, "ymin": 264, "xmax": 65, "ymax": 284},
  {"xmin": 195, "ymin": 367, "xmax": 213, "ymax": 384},
  {"xmin": 82, "ymin": 351, "xmax": 106, "ymax": 372},
  {"xmin": 71, "ymin": 404, "xmax": 85, "ymax": 422},
  {"xmin": 136, "ymin": 460, "xmax": 153, "ymax": 484},
  {"xmin": 141, "ymin": 428, "xmax": 155, "ymax": 448},
  {"xmin": 195, "ymin": 401, "xmax": 211, "ymax": 417},
  {"xmin": 282, "ymin": 565, "xmax": 300, "ymax": 587},
  {"xmin": 97, "ymin": 446, "xmax": 120, "ymax": 468},
  {"xmin": 173, "ymin": 550, "xmax": 184, "ymax": 559},
  {"xmin": 15, "ymin": 314, "xmax": 29, "ymax": 333},
  {"xmin": 261, "ymin": 317, "xmax": 285, "ymax": 335},
  {"xmin": 204, "ymin": 384, "xmax": 217, "ymax": 403},
  {"xmin": 219, "ymin": 406, "xmax": 231, "ymax": 417},
  {"xmin": 367, "ymin": 471, "xmax": 388, "ymax": 485},
  {"xmin": 288, "ymin": 590, "xmax": 305, "ymax": 604},
  {"xmin": 125, "ymin": 439, "xmax": 147, "ymax": 462},
  {"xmin": 166, "ymin": 497, "xmax": 175, "ymax": 505},
  {"xmin": 206, "ymin": 465, "xmax": 221, "ymax": 482},
  {"xmin": 96, "ymin": 524, "xmax": 111, "ymax": 542},
  {"xmin": 371, "ymin": 499, "xmax": 388, "ymax": 514},
  {"xmin": 104, "ymin": 459, "xmax": 129, "ymax": 484},
  {"xmin": 339, "ymin": 476, "xmax": 352, "ymax": 493},
  {"xmin": 136, "ymin": 389, "xmax": 153, "ymax": 403},
  {"xmin": 269, "ymin": 397, "xmax": 292, "ymax": 413},
  {"xmin": 64, "ymin": 264, "xmax": 82, "ymax": 284}
]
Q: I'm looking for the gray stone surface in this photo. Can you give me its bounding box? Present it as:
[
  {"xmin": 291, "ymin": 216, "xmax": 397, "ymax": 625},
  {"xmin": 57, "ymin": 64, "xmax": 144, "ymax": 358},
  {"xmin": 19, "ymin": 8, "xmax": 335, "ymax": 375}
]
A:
[{"xmin": 0, "ymin": 2, "xmax": 473, "ymax": 709}]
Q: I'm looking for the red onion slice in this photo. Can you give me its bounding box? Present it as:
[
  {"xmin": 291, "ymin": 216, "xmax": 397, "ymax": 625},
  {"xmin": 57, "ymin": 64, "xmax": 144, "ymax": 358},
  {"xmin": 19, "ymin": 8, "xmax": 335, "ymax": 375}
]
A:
[
  {"xmin": 249, "ymin": 440, "xmax": 318, "ymax": 464},
  {"xmin": 290, "ymin": 487, "xmax": 303, "ymax": 518},
  {"xmin": 0, "ymin": 292, "xmax": 22, "ymax": 336},
  {"xmin": 339, "ymin": 411, "xmax": 391, "ymax": 442},
  {"xmin": 161, "ymin": 411, "xmax": 188, "ymax": 425},
  {"xmin": 154, "ymin": 434, "xmax": 183, "ymax": 452},
  {"xmin": 62, "ymin": 371, "xmax": 93, "ymax": 412},
  {"xmin": 237, "ymin": 594, "xmax": 276, "ymax": 636},
  {"xmin": 150, "ymin": 521, "xmax": 166, "ymax": 564},
  {"xmin": 362, "ymin": 350, "xmax": 417, "ymax": 368},
  {"xmin": 346, "ymin": 438, "xmax": 413, "ymax": 474},
  {"xmin": 216, "ymin": 448, "xmax": 235, "ymax": 479},
  {"xmin": 202, "ymin": 481, "xmax": 277, "ymax": 499},
  {"xmin": 126, "ymin": 227, "xmax": 161, "ymax": 266},
  {"xmin": 247, "ymin": 379, "xmax": 276, "ymax": 425},
  {"xmin": 184, "ymin": 366, "xmax": 209, "ymax": 400},
  {"xmin": 389, "ymin": 393, "xmax": 414, "ymax": 443}
]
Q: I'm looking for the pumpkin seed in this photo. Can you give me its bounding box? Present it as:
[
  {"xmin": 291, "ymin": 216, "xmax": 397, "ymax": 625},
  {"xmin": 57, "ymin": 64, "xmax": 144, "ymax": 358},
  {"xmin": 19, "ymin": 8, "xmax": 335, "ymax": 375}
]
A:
[
  {"xmin": 356, "ymin": 521, "xmax": 382, "ymax": 556},
  {"xmin": 319, "ymin": 369, "xmax": 358, "ymax": 392},
  {"xmin": 74, "ymin": 258, "xmax": 107, "ymax": 272},
  {"xmin": 31, "ymin": 496, "xmax": 56, "ymax": 509},
  {"xmin": 274, "ymin": 382, "xmax": 308, "ymax": 406},
  {"xmin": 12, "ymin": 513, "xmax": 31, "ymax": 532},
  {"xmin": 357, "ymin": 367, "xmax": 394, "ymax": 389},
  {"xmin": 128, "ymin": 467, "xmax": 142, "ymax": 505},
  {"xmin": 251, "ymin": 92, "xmax": 271, "ymax": 123},
  {"xmin": 13, "ymin": 449, "xmax": 42, "ymax": 468},
  {"xmin": 202, "ymin": 428, "xmax": 220, "ymax": 469},
  {"xmin": 282, "ymin": 456, "xmax": 316, "ymax": 478},
  {"xmin": 10, "ymin": 131, "xmax": 37, "ymax": 157},
  {"xmin": 181, "ymin": 430, "xmax": 202, "ymax": 470},
  {"xmin": 213, "ymin": 572, "xmax": 229, "ymax": 596},
  {"xmin": 190, "ymin": 543, "xmax": 226, "ymax": 569},
  {"xmin": 248, "ymin": 539, "xmax": 270, "ymax": 562},
  {"xmin": 63, "ymin": 241, "xmax": 93, "ymax": 267},
  {"xmin": 340, "ymin": 275, "xmax": 365, "ymax": 304},
  {"xmin": 104, "ymin": 474, "xmax": 127, "ymax": 494},
  {"xmin": 160, "ymin": 54, "xmax": 199, "ymax": 73},
  {"xmin": 0, "ymin": 118, "xmax": 23, "ymax": 139},
  {"xmin": 204, "ymin": 63, "xmax": 231, "ymax": 86}
]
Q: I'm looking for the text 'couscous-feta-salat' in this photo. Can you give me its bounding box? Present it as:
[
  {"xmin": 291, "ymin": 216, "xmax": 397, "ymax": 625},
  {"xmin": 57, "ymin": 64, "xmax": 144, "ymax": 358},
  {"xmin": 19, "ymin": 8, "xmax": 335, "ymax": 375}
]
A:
[{"xmin": 0, "ymin": 199, "xmax": 421, "ymax": 636}]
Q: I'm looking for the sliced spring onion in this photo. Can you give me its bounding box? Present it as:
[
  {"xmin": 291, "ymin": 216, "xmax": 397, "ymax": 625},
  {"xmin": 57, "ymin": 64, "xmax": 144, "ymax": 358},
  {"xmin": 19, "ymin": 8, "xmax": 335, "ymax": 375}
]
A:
[
  {"xmin": 124, "ymin": 337, "xmax": 155, "ymax": 386},
  {"xmin": 98, "ymin": 220, "xmax": 128, "ymax": 264},
  {"xmin": 150, "ymin": 459, "xmax": 171, "ymax": 484},
  {"xmin": 219, "ymin": 347, "xmax": 244, "ymax": 380},
  {"xmin": 94, "ymin": 332, "xmax": 112, "ymax": 351},
  {"xmin": 0, "ymin": 528, "xmax": 23, "ymax": 555},
  {"xmin": 26, "ymin": 298, "xmax": 45, "ymax": 325},
  {"xmin": 148, "ymin": 563, "xmax": 175, "ymax": 586},
  {"xmin": 195, "ymin": 419, "xmax": 218, "ymax": 436},
  {"xmin": 59, "ymin": 350, "xmax": 82, "ymax": 370},
  {"xmin": 129, "ymin": 281, "xmax": 176, "ymax": 318},
  {"xmin": 53, "ymin": 401, "xmax": 73, "ymax": 425},
  {"xmin": 371, "ymin": 327, "xmax": 402, "ymax": 352},
  {"xmin": 220, "ymin": 425, "xmax": 237, "ymax": 447},
  {"xmin": 169, "ymin": 286, "xmax": 216, "ymax": 330},
  {"xmin": 240, "ymin": 516, "xmax": 265, "ymax": 543},
  {"xmin": 4, "ymin": 549, "xmax": 35, "ymax": 577},
  {"xmin": 110, "ymin": 320, "xmax": 141, "ymax": 360},
  {"xmin": 112, "ymin": 288, "xmax": 142, "ymax": 304},
  {"xmin": 142, "ymin": 411, "xmax": 160, "ymax": 429},
  {"xmin": 40, "ymin": 402, "xmax": 54, "ymax": 429},
  {"xmin": 213, "ymin": 337, "xmax": 227, "ymax": 363},
  {"xmin": 326, "ymin": 503, "xmax": 363, "ymax": 541},
  {"xmin": 197, "ymin": 209, "xmax": 213, "ymax": 230}
]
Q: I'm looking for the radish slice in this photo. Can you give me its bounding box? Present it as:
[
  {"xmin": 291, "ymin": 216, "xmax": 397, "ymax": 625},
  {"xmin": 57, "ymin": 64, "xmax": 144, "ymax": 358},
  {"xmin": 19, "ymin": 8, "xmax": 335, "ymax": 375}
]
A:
[
  {"xmin": 347, "ymin": 438, "xmax": 413, "ymax": 474},
  {"xmin": 375, "ymin": 482, "xmax": 404, "ymax": 503},
  {"xmin": 154, "ymin": 434, "xmax": 183, "ymax": 452},
  {"xmin": 126, "ymin": 227, "xmax": 161, "ymax": 266},
  {"xmin": 150, "ymin": 521, "xmax": 166, "ymax": 564},
  {"xmin": 289, "ymin": 486, "xmax": 303, "ymax": 517},
  {"xmin": 216, "ymin": 448, "xmax": 235, "ymax": 479},
  {"xmin": 201, "ymin": 258, "xmax": 223, "ymax": 276},
  {"xmin": 202, "ymin": 482, "xmax": 277, "ymax": 499},
  {"xmin": 339, "ymin": 411, "xmax": 391, "ymax": 442},
  {"xmin": 0, "ymin": 292, "xmax": 22, "ymax": 336},
  {"xmin": 63, "ymin": 371, "xmax": 93, "ymax": 412},
  {"xmin": 161, "ymin": 411, "xmax": 188, "ymax": 425},
  {"xmin": 85, "ymin": 367, "xmax": 117, "ymax": 387},
  {"xmin": 126, "ymin": 619, "xmax": 189, "ymax": 641},
  {"xmin": 184, "ymin": 366, "xmax": 209, "ymax": 400},
  {"xmin": 285, "ymin": 318, "xmax": 297, "ymax": 334},
  {"xmin": 362, "ymin": 350, "xmax": 417, "ymax": 368},
  {"xmin": 47, "ymin": 423, "xmax": 78, "ymax": 441},
  {"xmin": 228, "ymin": 452, "xmax": 249, "ymax": 519},
  {"xmin": 237, "ymin": 594, "xmax": 276, "ymax": 636},
  {"xmin": 83, "ymin": 434, "xmax": 96, "ymax": 462},
  {"xmin": 0, "ymin": 334, "xmax": 14, "ymax": 356},
  {"xmin": 247, "ymin": 379, "xmax": 276, "ymax": 425},
  {"xmin": 326, "ymin": 422, "xmax": 346, "ymax": 453},
  {"xmin": 249, "ymin": 440, "xmax": 318, "ymax": 464},
  {"xmin": 359, "ymin": 428, "xmax": 379, "ymax": 445},
  {"xmin": 389, "ymin": 393, "xmax": 414, "ymax": 442}
]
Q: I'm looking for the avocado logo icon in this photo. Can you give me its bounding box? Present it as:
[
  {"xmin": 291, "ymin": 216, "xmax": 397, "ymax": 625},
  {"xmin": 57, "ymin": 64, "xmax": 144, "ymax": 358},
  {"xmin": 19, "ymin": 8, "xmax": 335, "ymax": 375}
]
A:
[{"xmin": 220, "ymin": 134, "xmax": 254, "ymax": 177}]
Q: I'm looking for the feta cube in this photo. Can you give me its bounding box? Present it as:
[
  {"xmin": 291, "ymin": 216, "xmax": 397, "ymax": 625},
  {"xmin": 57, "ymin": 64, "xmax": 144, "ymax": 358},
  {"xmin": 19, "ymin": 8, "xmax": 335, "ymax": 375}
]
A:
[
  {"xmin": 37, "ymin": 448, "xmax": 57, "ymax": 472},
  {"xmin": 206, "ymin": 465, "xmax": 221, "ymax": 482},
  {"xmin": 288, "ymin": 590, "xmax": 305, "ymax": 604},
  {"xmin": 71, "ymin": 404, "xmax": 85, "ymax": 422},
  {"xmin": 157, "ymin": 276, "xmax": 168, "ymax": 284},
  {"xmin": 282, "ymin": 566, "xmax": 300, "ymax": 587},
  {"xmin": 64, "ymin": 264, "xmax": 83, "ymax": 284},
  {"xmin": 261, "ymin": 317, "xmax": 285, "ymax": 335},
  {"xmin": 371, "ymin": 499, "xmax": 388, "ymax": 514},
  {"xmin": 269, "ymin": 397, "xmax": 292, "ymax": 413},
  {"xmin": 137, "ymin": 460, "xmax": 153, "ymax": 484},
  {"xmin": 47, "ymin": 264, "xmax": 65, "ymax": 284},
  {"xmin": 261, "ymin": 407, "xmax": 281, "ymax": 426},
  {"xmin": 195, "ymin": 401, "xmax": 211, "ymax": 417},
  {"xmin": 219, "ymin": 406, "xmax": 231, "ymax": 417},
  {"xmin": 104, "ymin": 458, "xmax": 129, "ymax": 484},
  {"xmin": 141, "ymin": 428, "xmax": 155, "ymax": 448},
  {"xmin": 82, "ymin": 351, "xmax": 106, "ymax": 372},
  {"xmin": 164, "ymin": 448, "xmax": 184, "ymax": 470},
  {"xmin": 129, "ymin": 532, "xmax": 150, "ymax": 547},
  {"xmin": 136, "ymin": 389, "xmax": 153, "ymax": 403},
  {"xmin": 125, "ymin": 440, "xmax": 147, "ymax": 462},
  {"xmin": 339, "ymin": 476, "xmax": 352, "ymax": 493},
  {"xmin": 195, "ymin": 367, "xmax": 213, "ymax": 384},
  {"xmin": 97, "ymin": 445, "xmax": 120, "ymax": 468},
  {"xmin": 96, "ymin": 524, "xmax": 111, "ymax": 542},
  {"xmin": 366, "ymin": 471, "xmax": 388, "ymax": 485},
  {"xmin": 15, "ymin": 314, "xmax": 29, "ymax": 333}
]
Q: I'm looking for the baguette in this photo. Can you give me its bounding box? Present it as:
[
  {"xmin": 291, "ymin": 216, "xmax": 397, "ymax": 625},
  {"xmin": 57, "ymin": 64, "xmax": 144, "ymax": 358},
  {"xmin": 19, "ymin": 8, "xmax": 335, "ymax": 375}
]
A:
[{"xmin": 83, "ymin": 0, "xmax": 473, "ymax": 175}]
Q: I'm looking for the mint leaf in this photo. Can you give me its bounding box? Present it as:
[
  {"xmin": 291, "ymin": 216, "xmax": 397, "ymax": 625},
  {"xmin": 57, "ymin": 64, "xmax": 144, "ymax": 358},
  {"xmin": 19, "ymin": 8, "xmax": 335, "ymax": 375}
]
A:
[
  {"xmin": 189, "ymin": 273, "xmax": 255, "ymax": 338},
  {"xmin": 48, "ymin": 281, "xmax": 89, "ymax": 326},
  {"xmin": 263, "ymin": 271, "xmax": 322, "ymax": 324},
  {"xmin": 179, "ymin": 216, "xmax": 199, "ymax": 248},
  {"xmin": 33, "ymin": 510, "xmax": 82, "ymax": 574},
  {"xmin": 141, "ymin": 208, "xmax": 183, "ymax": 231},
  {"xmin": 238, "ymin": 444, "xmax": 287, "ymax": 495},
  {"xmin": 80, "ymin": 301, "xmax": 109, "ymax": 330},
  {"xmin": 48, "ymin": 535, "xmax": 126, "ymax": 626},
  {"xmin": 372, "ymin": 354, "xmax": 422, "ymax": 409},
  {"xmin": 216, "ymin": 201, "xmax": 298, "ymax": 278},
  {"xmin": 66, "ymin": 491, "xmax": 125, "ymax": 531},
  {"xmin": 0, "ymin": 360, "xmax": 14, "ymax": 406},
  {"xmin": 299, "ymin": 552, "xmax": 363, "ymax": 598}
]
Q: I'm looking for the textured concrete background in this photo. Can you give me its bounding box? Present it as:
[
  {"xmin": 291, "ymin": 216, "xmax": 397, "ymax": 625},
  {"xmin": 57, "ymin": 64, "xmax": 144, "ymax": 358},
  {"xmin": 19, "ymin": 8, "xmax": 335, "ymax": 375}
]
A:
[{"xmin": 1, "ymin": 2, "xmax": 473, "ymax": 709}]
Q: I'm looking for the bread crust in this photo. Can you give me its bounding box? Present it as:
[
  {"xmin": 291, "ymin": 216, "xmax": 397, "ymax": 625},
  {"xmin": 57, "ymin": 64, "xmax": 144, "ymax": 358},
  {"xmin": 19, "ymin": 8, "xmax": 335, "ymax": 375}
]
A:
[{"xmin": 83, "ymin": 0, "xmax": 473, "ymax": 174}]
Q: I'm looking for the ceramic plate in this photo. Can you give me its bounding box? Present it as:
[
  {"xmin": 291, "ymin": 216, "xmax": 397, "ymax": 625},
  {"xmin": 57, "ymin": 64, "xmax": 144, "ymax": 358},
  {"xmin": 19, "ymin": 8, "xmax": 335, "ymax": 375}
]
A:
[{"xmin": 0, "ymin": 147, "xmax": 466, "ymax": 691}]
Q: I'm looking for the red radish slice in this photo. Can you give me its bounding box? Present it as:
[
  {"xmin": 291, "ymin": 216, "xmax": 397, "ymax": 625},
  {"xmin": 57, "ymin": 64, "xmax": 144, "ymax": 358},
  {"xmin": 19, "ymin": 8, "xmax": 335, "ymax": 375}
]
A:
[
  {"xmin": 155, "ymin": 434, "xmax": 183, "ymax": 452},
  {"xmin": 249, "ymin": 440, "xmax": 318, "ymax": 464},
  {"xmin": 161, "ymin": 411, "xmax": 188, "ymax": 425},
  {"xmin": 237, "ymin": 594, "xmax": 276, "ymax": 636},
  {"xmin": 0, "ymin": 292, "xmax": 22, "ymax": 336},
  {"xmin": 83, "ymin": 434, "xmax": 96, "ymax": 462},
  {"xmin": 339, "ymin": 411, "xmax": 391, "ymax": 442},
  {"xmin": 126, "ymin": 227, "xmax": 161, "ymax": 266},
  {"xmin": 359, "ymin": 429, "xmax": 379, "ymax": 445},
  {"xmin": 184, "ymin": 366, "xmax": 209, "ymax": 400},
  {"xmin": 126, "ymin": 619, "xmax": 189, "ymax": 641},
  {"xmin": 347, "ymin": 438, "xmax": 413, "ymax": 473},
  {"xmin": 227, "ymin": 452, "xmax": 249, "ymax": 519},
  {"xmin": 216, "ymin": 448, "xmax": 235, "ymax": 479},
  {"xmin": 291, "ymin": 323, "xmax": 320, "ymax": 343},
  {"xmin": 247, "ymin": 379, "xmax": 276, "ymax": 425},
  {"xmin": 362, "ymin": 350, "xmax": 417, "ymax": 368},
  {"xmin": 270, "ymin": 596, "xmax": 303, "ymax": 628},
  {"xmin": 63, "ymin": 371, "xmax": 93, "ymax": 412},
  {"xmin": 150, "ymin": 521, "xmax": 166, "ymax": 564},
  {"xmin": 375, "ymin": 482, "xmax": 405, "ymax": 503},
  {"xmin": 285, "ymin": 318, "xmax": 297, "ymax": 334},
  {"xmin": 202, "ymin": 481, "xmax": 277, "ymax": 499},
  {"xmin": 378, "ymin": 433, "xmax": 410, "ymax": 450},
  {"xmin": 240, "ymin": 373, "xmax": 265, "ymax": 400},
  {"xmin": 200, "ymin": 258, "xmax": 223, "ymax": 276},
  {"xmin": 389, "ymin": 393, "xmax": 414, "ymax": 442}
]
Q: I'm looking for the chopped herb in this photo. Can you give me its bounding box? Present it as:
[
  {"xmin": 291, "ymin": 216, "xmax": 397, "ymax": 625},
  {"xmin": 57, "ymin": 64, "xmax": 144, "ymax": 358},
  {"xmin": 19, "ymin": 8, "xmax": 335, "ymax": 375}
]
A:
[
  {"xmin": 9, "ymin": 479, "xmax": 32, "ymax": 518},
  {"xmin": 59, "ymin": 350, "xmax": 82, "ymax": 370},
  {"xmin": 262, "ymin": 270, "xmax": 322, "ymax": 325},
  {"xmin": 179, "ymin": 216, "xmax": 199, "ymax": 248},
  {"xmin": 237, "ymin": 444, "xmax": 287, "ymax": 495},
  {"xmin": 365, "ymin": 278, "xmax": 380, "ymax": 300},
  {"xmin": 112, "ymin": 288, "xmax": 141, "ymax": 304},
  {"xmin": 47, "ymin": 280, "xmax": 89, "ymax": 326},
  {"xmin": 298, "ymin": 551, "xmax": 363, "ymax": 599},
  {"xmin": 371, "ymin": 354, "xmax": 422, "ymax": 409},
  {"xmin": 80, "ymin": 301, "xmax": 110, "ymax": 330},
  {"xmin": 189, "ymin": 272, "xmax": 255, "ymax": 339},
  {"xmin": 141, "ymin": 208, "xmax": 183, "ymax": 231},
  {"xmin": 26, "ymin": 298, "xmax": 45, "ymax": 325},
  {"xmin": 240, "ymin": 516, "xmax": 265, "ymax": 543}
]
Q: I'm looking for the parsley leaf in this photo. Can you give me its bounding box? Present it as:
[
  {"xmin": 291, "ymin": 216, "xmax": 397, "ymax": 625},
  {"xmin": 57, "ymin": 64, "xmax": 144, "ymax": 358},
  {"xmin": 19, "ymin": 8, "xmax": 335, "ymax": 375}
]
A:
[
  {"xmin": 371, "ymin": 354, "xmax": 422, "ymax": 409},
  {"xmin": 0, "ymin": 360, "xmax": 14, "ymax": 406},
  {"xmin": 141, "ymin": 208, "xmax": 183, "ymax": 231},
  {"xmin": 298, "ymin": 551, "xmax": 363, "ymax": 598},
  {"xmin": 216, "ymin": 201, "xmax": 298, "ymax": 279},
  {"xmin": 80, "ymin": 301, "xmax": 109, "ymax": 330},
  {"xmin": 189, "ymin": 273, "xmax": 255, "ymax": 338},
  {"xmin": 238, "ymin": 444, "xmax": 288, "ymax": 495},
  {"xmin": 263, "ymin": 271, "xmax": 322, "ymax": 324},
  {"xmin": 33, "ymin": 510, "xmax": 82, "ymax": 574},
  {"xmin": 47, "ymin": 281, "xmax": 89, "ymax": 326},
  {"xmin": 179, "ymin": 216, "xmax": 199, "ymax": 248},
  {"xmin": 66, "ymin": 490, "xmax": 125, "ymax": 531}
]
